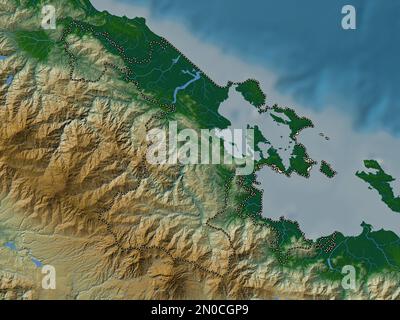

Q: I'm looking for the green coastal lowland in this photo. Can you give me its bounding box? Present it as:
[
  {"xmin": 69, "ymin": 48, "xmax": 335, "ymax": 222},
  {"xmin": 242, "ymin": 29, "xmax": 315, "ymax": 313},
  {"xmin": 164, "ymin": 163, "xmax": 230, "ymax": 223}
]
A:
[
  {"xmin": 356, "ymin": 159, "xmax": 400, "ymax": 213},
  {"xmin": 57, "ymin": 11, "xmax": 231, "ymax": 129}
]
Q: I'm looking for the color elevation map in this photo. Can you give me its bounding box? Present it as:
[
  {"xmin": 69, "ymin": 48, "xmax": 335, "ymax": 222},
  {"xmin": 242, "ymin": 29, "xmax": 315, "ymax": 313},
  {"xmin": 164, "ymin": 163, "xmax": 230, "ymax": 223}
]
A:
[{"xmin": 1, "ymin": 0, "xmax": 400, "ymax": 301}]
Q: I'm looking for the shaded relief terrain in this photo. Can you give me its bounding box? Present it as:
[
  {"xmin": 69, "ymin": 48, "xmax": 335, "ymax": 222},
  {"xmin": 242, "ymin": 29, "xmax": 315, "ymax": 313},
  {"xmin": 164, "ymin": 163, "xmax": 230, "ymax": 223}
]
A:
[{"xmin": 0, "ymin": 0, "xmax": 399, "ymax": 299}]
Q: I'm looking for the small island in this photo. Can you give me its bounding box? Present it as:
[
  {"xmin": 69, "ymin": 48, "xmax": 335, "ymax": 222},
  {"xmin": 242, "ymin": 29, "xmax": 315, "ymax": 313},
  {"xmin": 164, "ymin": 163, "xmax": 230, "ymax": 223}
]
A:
[{"xmin": 320, "ymin": 160, "xmax": 337, "ymax": 178}]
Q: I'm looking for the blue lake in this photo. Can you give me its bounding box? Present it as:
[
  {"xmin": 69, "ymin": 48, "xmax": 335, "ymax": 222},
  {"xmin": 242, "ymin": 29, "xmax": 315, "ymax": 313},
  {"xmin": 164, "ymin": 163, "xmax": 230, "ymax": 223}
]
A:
[
  {"xmin": 4, "ymin": 241, "xmax": 17, "ymax": 251},
  {"xmin": 6, "ymin": 75, "xmax": 13, "ymax": 85},
  {"xmin": 31, "ymin": 257, "xmax": 43, "ymax": 268}
]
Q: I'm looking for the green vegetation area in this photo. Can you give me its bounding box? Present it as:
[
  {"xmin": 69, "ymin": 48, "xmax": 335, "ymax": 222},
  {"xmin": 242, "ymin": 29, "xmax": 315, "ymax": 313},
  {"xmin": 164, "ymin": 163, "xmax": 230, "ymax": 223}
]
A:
[
  {"xmin": 258, "ymin": 147, "xmax": 286, "ymax": 173},
  {"xmin": 252, "ymin": 126, "xmax": 315, "ymax": 177},
  {"xmin": 250, "ymin": 114, "xmax": 315, "ymax": 177},
  {"xmin": 249, "ymin": 124, "xmax": 285, "ymax": 174},
  {"xmin": 58, "ymin": 12, "xmax": 230, "ymax": 129},
  {"xmin": 320, "ymin": 160, "xmax": 337, "ymax": 178},
  {"xmin": 322, "ymin": 222, "xmax": 400, "ymax": 275},
  {"xmin": 356, "ymin": 160, "xmax": 400, "ymax": 213},
  {"xmin": 256, "ymin": 144, "xmax": 315, "ymax": 177},
  {"xmin": 14, "ymin": 30, "xmax": 55, "ymax": 61},
  {"xmin": 270, "ymin": 105, "xmax": 314, "ymax": 140},
  {"xmin": 287, "ymin": 144, "xmax": 316, "ymax": 177},
  {"xmin": 251, "ymin": 125, "xmax": 270, "ymax": 153},
  {"xmin": 236, "ymin": 79, "xmax": 266, "ymax": 107}
]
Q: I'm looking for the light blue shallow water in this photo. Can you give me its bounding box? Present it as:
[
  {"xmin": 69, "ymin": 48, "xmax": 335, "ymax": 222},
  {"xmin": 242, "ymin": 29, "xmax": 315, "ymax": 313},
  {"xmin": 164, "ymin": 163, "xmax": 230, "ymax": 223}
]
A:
[{"xmin": 126, "ymin": 0, "xmax": 400, "ymax": 136}]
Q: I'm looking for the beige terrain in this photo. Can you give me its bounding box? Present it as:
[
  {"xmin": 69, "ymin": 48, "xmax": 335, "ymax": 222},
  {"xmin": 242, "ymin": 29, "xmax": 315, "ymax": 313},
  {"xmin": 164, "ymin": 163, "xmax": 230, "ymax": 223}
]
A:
[{"xmin": 0, "ymin": 0, "xmax": 399, "ymax": 300}]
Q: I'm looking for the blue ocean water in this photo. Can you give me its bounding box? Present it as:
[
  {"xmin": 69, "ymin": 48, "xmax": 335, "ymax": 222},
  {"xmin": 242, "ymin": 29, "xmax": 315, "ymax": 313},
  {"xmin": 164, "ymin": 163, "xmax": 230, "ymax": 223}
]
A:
[{"xmin": 126, "ymin": 0, "xmax": 400, "ymax": 135}]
